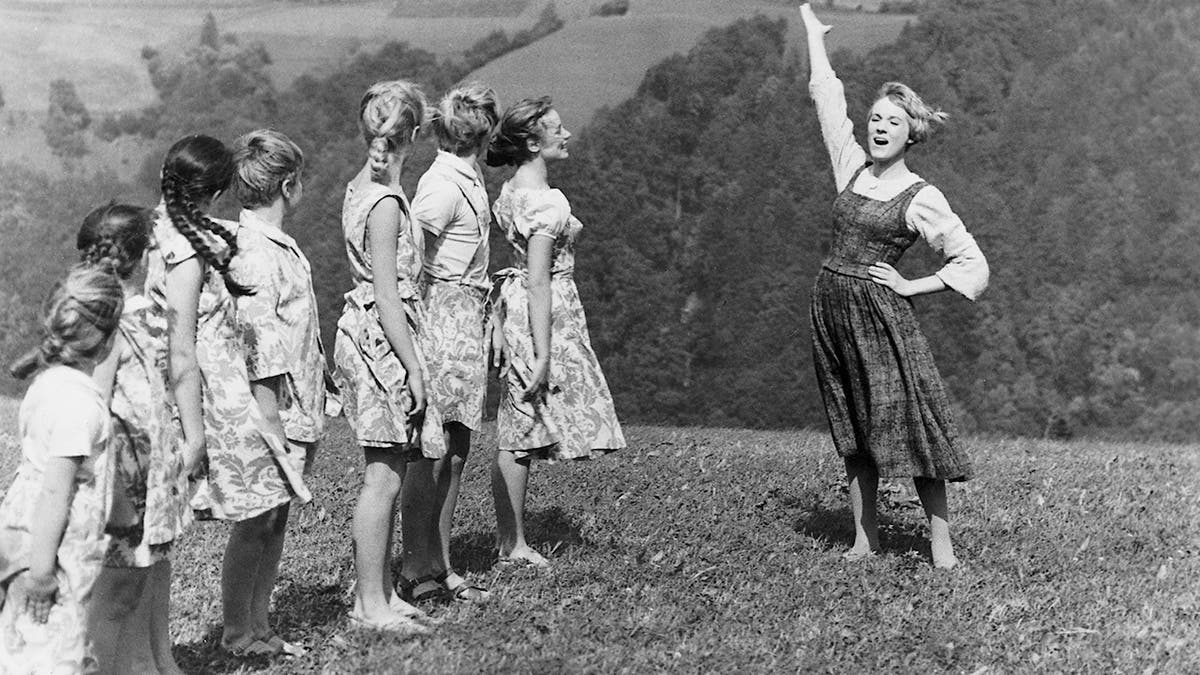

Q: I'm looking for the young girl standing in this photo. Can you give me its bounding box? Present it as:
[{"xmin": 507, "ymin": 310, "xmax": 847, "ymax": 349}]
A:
[
  {"xmin": 0, "ymin": 265, "xmax": 124, "ymax": 674},
  {"xmin": 333, "ymin": 80, "xmax": 443, "ymax": 632},
  {"xmin": 225, "ymin": 128, "xmax": 328, "ymax": 654},
  {"xmin": 486, "ymin": 97, "xmax": 625, "ymax": 567},
  {"xmin": 83, "ymin": 203, "xmax": 191, "ymax": 675},
  {"xmin": 800, "ymin": 4, "xmax": 989, "ymax": 568},
  {"xmin": 411, "ymin": 82, "xmax": 500, "ymax": 603},
  {"xmin": 145, "ymin": 134, "xmax": 311, "ymax": 655}
]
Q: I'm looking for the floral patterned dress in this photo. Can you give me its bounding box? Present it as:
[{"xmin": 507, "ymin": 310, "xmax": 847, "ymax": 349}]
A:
[
  {"xmin": 145, "ymin": 207, "xmax": 310, "ymax": 521},
  {"xmin": 332, "ymin": 180, "xmax": 446, "ymax": 458},
  {"xmin": 0, "ymin": 366, "xmax": 113, "ymax": 674},
  {"xmin": 105, "ymin": 294, "xmax": 191, "ymax": 568},
  {"xmin": 492, "ymin": 183, "xmax": 625, "ymax": 461},
  {"xmin": 233, "ymin": 210, "xmax": 329, "ymax": 454}
]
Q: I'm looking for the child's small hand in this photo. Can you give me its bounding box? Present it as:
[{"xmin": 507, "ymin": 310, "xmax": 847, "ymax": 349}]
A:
[
  {"xmin": 183, "ymin": 436, "xmax": 207, "ymax": 478},
  {"xmin": 406, "ymin": 376, "xmax": 427, "ymax": 427},
  {"xmin": 20, "ymin": 571, "xmax": 58, "ymax": 624}
]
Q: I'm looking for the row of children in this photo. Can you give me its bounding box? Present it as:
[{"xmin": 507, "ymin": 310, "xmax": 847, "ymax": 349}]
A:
[{"xmin": 0, "ymin": 78, "xmax": 624, "ymax": 672}]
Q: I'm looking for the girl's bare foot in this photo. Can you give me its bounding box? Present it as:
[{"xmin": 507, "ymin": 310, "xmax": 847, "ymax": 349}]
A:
[
  {"xmin": 499, "ymin": 545, "xmax": 549, "ymax": 568},
  {"xmin": 841, "ymin": 546, "xmax": 879, "ymax": 561}
]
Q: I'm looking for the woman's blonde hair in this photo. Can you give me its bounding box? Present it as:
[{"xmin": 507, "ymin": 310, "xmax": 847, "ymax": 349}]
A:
[
  {"xmin": 232, "ymin": 129, "xmax": 305, "ymax": 208},
  {"xmin": 432, "ymin": 82, "xmax": 499, "ymax": 156},
  {"xmin": 876, "ymin": 82, "xmax": 949, "ymax": 144},
  {"xmin": 358, "ymin": 80, "xmax": 428, "ymax": 182}
]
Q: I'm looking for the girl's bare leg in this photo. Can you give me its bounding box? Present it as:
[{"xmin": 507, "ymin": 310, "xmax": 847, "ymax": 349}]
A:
[
  {"xmin": 843, "ymin": 456, "xmax": 880, "ymax": 558},
  {"xmin": 914, "ymin": 477, "xmax": 958, "ymax": 568},
  {"xmin": 491, "ymin": 450, "xmax": 547, "ymax": 565}
]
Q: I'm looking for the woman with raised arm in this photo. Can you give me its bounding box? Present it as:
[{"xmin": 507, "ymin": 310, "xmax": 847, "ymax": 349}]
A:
[
  {"xmin": 485, "ymin": 97, "xmax": 624, "ymax": 567},
  {"xmin": 800, "ymin": 3, "xmax": 989, "ymax": 569}
]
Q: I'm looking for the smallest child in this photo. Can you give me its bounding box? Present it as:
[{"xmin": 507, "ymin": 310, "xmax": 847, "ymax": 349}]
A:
[
  {"xmin": 0, "ymin": 265, "xmax": 125, "ymax": 674},
  {"xmin": 226, "ymin": 128, "xmax": 329, "ymax": 656}
]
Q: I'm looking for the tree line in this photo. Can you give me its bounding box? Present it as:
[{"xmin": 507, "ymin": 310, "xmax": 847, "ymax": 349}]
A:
[{"xmin": 3, "ymin": 0, "xmax": 1198, "ymax": 442}]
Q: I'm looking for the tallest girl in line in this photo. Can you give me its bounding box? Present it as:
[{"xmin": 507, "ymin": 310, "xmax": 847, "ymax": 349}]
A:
[{"xmin": 800, "ymin": 3, "xmax": 989, "ymax": 568}]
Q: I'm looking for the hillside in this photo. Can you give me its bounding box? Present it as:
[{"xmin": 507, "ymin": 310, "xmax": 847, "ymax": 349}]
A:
[
  {"xmin": 1, "ymin": 396, "xmax": 1193, "ymax": 672},
  {"xmin": 469, "ymin": 4, "xmax": 911, "ymax": 126}
]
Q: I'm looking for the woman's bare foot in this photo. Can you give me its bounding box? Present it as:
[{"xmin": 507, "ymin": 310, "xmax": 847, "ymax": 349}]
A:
[
  {"xmin": 931, "ymin": 539, "xmax": 959, "ymax": 569},
  {"xmin": 498, "ymin": 545, "xmax": 549, "ymax": 568},
  {"xmin": 841, "ymin": 545, "xmax": 879, "ymax": 561}
]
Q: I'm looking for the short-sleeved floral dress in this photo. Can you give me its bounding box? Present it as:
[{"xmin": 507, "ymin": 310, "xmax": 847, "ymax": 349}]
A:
[
  {"xmin": 145, "ymin": 206, "xmax": 310, "ymax": 521},
  {"xmin": 492, "ymin": 183, "xmax": 625, "ymax": 461},
  {"xmin": 105, "ymin": 294, "xmax": 192, "ymax": 567},
  {"xmin": 0, "ymin": 366, "xmax": 113, "ymax": 674},
  {"xmin": 332, "ymin": 180, "xmax": 445, "ymax": 458}
]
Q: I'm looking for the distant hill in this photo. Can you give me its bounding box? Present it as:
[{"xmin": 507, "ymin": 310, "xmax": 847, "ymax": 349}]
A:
[{"xmin": 468, "ymin": 4, "xmax": 911, "ymax": 127}]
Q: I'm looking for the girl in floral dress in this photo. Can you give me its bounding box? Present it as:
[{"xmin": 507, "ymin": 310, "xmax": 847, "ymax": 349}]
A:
[
  {"xmin": 82, "ymin": 204, "xmax": 191, "ymax": 675},
  {"xmin": 485, "ymin": 97, "xmax": 625, "ymax": 567},
  {"xmin": 145, "ymin": 135, "xmax": 310, "ymax": 655},
  {"xmin": 0, "ymin": 266, "xmax": 124, "ymax": 674},
  {"xmin": 801, "ymin": 4, "xmax": 989, "ymax": 568},
  {"xmin": 225, "ymin": 128, "xmax": 332, "ymax": 656},
  {"xmin": 332, "ymin": 80, "xmax": 443, "ymax": 633},
  {"xmin": 411, "ymin": 82, "xmax": 500, "ymax": 603}
]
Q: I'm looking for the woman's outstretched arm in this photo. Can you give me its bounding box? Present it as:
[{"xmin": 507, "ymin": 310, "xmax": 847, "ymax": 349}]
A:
[{"xmin": 801, "ymin": 3, "xmax": 867, "ymax": 191}]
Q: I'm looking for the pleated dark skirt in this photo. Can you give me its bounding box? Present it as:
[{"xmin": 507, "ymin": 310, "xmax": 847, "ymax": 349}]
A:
[{"xmin": 810, "ymin": 268, "xmax": 973, "ymax": 481}]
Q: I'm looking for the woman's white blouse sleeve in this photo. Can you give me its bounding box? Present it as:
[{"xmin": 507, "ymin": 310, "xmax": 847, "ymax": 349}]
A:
[
  {"xmin": 809, "ymin": 71, "xmax": 868, "ymax": 193},
  {"xmin": 907, "ymin": 185, "xmax": 989, "ymax": 301}
]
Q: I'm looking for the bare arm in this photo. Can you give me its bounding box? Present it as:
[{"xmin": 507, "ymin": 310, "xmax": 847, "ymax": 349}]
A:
[
  {"xmin": 91, "ymin": 336, "xmax": 138, "ymax": 528},
  {"xmin": 22, "ymin": 455, "xmax": 81, "ymax": 623},
  {"xmin": 164, "ymin": 258, "xmax": 207, "ymax": 472},
  {"xmin": 368, "ymin": 198, "xmax": 426, "ymax": 419},
  {"xmin": 522, "ymin": 235, "xmax": 554, "ymax": 400}
]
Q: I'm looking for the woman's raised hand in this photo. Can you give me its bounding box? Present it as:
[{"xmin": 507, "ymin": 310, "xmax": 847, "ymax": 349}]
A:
[{"xmin": 799, "ymin": 3, "xmax": 832, "ymax": 35}]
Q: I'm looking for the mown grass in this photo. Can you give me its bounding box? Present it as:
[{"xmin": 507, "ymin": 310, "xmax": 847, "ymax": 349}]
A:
[
  {"xmin": 2, "ymin": 394, "xmax": 1196, "ymax": 673},
  {"xmin": 63, "ymin": 417, "xmax": 1184, "ymax": 674}
]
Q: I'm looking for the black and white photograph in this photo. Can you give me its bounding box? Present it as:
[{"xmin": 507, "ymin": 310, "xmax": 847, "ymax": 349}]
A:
[{"xmin": 0, "ymin": 0, "xmax": 1195, "ymax": 672}]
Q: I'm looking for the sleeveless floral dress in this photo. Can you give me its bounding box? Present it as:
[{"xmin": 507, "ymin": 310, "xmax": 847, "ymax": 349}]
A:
[
  {"xmin": 332, "ymin": 180, "xmax": 445, "ymax": 458},
  {"xmin": 105, "ymin": 294, "xmax": 191, "ymax": 567},
  {"xmin": 492, "ymin": 183, "xmax": 625, "ymax": 461},
  {"xmin": 145, "ymin": 206, "xmax": 310, "ymax": 520}
]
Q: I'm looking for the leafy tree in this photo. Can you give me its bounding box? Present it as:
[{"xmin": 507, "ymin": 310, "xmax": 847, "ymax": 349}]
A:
[{"xmin": 43, "ymin": 79, "xmax": 91, "ymax": 161}]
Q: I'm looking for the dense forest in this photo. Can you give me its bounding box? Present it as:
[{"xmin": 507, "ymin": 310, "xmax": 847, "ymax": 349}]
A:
[{"xmin": 2, "ymin": 0, "xmax": 1197, "ymax": 441}]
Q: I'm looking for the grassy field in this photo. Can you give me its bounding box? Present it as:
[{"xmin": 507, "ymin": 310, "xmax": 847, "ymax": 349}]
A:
[
  {"xmin": 2, "ymin": 395, "xmax": 1195, "ymax": 673},
  {"xmin": 469, "ymin": 3, "xmax": 912, "ymax": 127}
]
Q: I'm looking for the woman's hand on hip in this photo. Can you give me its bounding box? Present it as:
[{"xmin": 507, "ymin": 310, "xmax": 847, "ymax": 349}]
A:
[{"xmin": 868, "ymin": 262, "xmax": 913, "ymax": 296}]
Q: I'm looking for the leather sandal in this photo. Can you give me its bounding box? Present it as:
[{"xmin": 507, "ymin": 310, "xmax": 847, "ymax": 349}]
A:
[
  {"xmin": 435, "ymin": 569, "xmax": 491, "ymax": 603},
  {"xmin": 396, "ymin": 574, "xmax": 444, "ymax": 603}
]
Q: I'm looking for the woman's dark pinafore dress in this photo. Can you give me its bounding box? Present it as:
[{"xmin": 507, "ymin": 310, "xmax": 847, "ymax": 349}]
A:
[{"xmin": 810, "ymin": 166, "xmax": 973, "ymax": 481}]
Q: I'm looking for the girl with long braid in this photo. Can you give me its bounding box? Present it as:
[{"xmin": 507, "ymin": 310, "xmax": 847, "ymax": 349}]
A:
[
  {"xmin": 145, "ymin": 135, "xmax": 311, "ymax": 655},
  {"xmin": 332, "ymin": 81, "xmax": 443, "ymax": 633}
]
